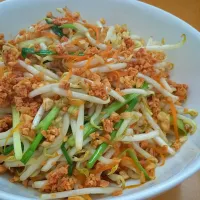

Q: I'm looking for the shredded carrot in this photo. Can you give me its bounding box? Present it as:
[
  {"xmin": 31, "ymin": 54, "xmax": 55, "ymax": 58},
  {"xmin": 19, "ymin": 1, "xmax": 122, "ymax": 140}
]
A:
[
  {"xmin": 158, "ymin": 153, "xmax": 166, "ymax": 166},
  {"xmin": 169, "ymin": 99, "xmax": 179, "ymax": 140},
  {"xmin": 92, "ymin": 161, "xmax": 119, "ymax": 174},
  {"xmin": 125, "ymin": 183, "xmax": 143, "ymax": 189},
  {"xmin": 112, "ymin": 49, "xmax": 120, "ymax": 60},
  {"xmin": 84, "ymin": 24, "xmax": 100, "ymax": 44},
  {"xmin": 85, "ymin": 56, "xmax": 93, "ymax": 69},
  {"xmin": 120, "ymin": 143, "xmax": 133, "ymax": 153},
  {"xmin": 112, "ymin": 142, "xmax": 121, "ymax": 157},
  {"xmin": 149, "ymin": 145, "xmax": 166, "ymax": 166},
  {"xmin": 152, "ymin": 74, "xmax": 163, "ymax": 86},
  {"xmin": 99, "ymin": 46, "xmax": 112, "ymax": 58},
  {"xmin": 120, "ymin": 156, "xmax": 139, "ymax": 172},
  {"xmin": 113, "ymin": 142, "xmax": 132, "ymax": 158},
  {"xmin": 82, "ymin": 194, "xmax": 92, "ymax": 200},
  {"xmin": 69, "ymin": 99, "xmax": 85, "ymax": 106},
  {"xmin": 95, "ymin": 27, "xmax": 100, "ymax": 44},
  {"xmin": 0, "ymin": 66, "xmax": 5, "ymax": 79},
  {"xmin": 82, "ymin": 56, "xmax": 93, "ymax": 71},
  {"xmin": 35, "ymin": 72, "xmax": 45, "ymax": 81},
  {"xmin": 64, "ymin": 67, "xmax": 72, "ymax": 82},
  {"xmin": 53, "ymin": 54, "xmax": 90, "ymax": 61}
]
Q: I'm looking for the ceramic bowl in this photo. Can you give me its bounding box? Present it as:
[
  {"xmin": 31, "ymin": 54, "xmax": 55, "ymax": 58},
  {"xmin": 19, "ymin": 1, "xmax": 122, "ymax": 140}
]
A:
[{"xmin": 0, "ymin": 0, "xmax": 199, "ymax": 199}]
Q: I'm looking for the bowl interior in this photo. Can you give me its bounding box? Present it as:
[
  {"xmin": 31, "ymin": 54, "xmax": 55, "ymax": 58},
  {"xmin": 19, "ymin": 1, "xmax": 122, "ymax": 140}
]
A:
[{"xmin": 0, "ymin": 0, "xmax": 200, "ymax": 199}]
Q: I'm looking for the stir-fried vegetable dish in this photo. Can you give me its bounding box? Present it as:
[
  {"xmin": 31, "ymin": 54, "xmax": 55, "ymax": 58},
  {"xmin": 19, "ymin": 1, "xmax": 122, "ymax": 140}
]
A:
[{"xmin": 0, "ymin": 7, "xmax": 198, "ymax": 200}]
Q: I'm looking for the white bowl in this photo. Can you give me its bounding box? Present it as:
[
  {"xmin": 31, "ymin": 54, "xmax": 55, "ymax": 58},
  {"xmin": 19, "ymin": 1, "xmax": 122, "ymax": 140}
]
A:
[{"xmin": 0, "ymin": 0, "xmax": 200, "ymax": 199}]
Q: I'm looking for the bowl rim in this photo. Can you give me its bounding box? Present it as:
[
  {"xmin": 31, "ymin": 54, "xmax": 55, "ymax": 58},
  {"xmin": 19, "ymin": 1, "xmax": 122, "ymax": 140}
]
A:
[{"xmin": 0, "ymin": 0, "xmax": 199, "ymax": 199}]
